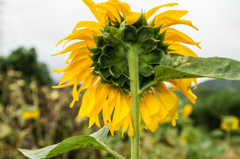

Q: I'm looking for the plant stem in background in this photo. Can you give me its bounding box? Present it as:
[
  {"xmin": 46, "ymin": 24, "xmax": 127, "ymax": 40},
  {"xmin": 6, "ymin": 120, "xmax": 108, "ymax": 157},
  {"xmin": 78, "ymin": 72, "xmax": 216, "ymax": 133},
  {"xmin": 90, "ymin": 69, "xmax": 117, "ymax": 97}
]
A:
[{"xmin": 225, "ymin": 130, "xmax": 231, "ymax": 149}]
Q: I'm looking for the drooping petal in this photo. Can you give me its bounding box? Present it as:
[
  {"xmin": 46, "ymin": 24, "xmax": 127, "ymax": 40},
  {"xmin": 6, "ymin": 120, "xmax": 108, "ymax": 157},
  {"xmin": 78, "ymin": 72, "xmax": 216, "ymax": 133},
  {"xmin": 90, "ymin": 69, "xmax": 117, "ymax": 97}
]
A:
[
  {"xmin": 109, "ymin": 0, "xmax": 131, "ymax": 17},
  {"xmin": 170, "ymin": 79, "xmax": 197, "ymax": 103},
  {"xmin": 168, "ymin": 44, "xmax": 198, "ymax": 57},
  {"xmin": 146, "ymin": 3, "xmax": 179, "ymax": 20},
  {"xmin": 165, "ymin": 28, "xmax": 201, "ymax": 49},
  {"xmin": 145, "ymin": 92, "xmax": 159, "ymax": 117},
  {"xmin": 125, "ymin": 11, "xmax": 141, "ymax": 25},
  {"xmin": 161, "ymin": 19, "xmax": 198, "ymax": 30},
  {"xmin": 151, "ymin": 10, "xmax": 188, "ymax": 25},
  {"xmin": 154, "ymin": 83, "xmax": 178, "ymax": 118},
  {"xmin": 97, "ymin": 2, "xmax": 121, "ymax": 22},
  {"xmin": 73, "ymin": 21, "xmax": 103, "ymax": 32},
  {"xmin": 140, "ymin": 99, "xmax": 152, "ymax": 126},
  {"xmin": 82, "ymin": 0, "xmax": 108, "ymax": 25}
]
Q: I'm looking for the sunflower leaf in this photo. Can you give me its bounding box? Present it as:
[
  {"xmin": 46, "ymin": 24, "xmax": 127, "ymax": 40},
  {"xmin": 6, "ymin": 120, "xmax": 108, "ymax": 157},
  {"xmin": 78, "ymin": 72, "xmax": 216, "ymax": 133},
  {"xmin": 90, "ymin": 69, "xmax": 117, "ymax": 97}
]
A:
[
  {"xmin": 154, "ymin": 53, "xmax": 240, "ymax": 82},
  {"xmin": 18, "ymin": 126, "xmax": 125, "ymax": 159}
]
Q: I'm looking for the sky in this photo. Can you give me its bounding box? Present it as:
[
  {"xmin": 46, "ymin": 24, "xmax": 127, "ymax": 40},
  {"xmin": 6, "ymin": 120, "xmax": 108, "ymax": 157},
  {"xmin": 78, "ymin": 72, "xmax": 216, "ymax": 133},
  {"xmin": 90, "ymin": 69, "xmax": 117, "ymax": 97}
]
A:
[{"xmin": 1, "ymin": 0, "xmax": 240, "ymax": 83}]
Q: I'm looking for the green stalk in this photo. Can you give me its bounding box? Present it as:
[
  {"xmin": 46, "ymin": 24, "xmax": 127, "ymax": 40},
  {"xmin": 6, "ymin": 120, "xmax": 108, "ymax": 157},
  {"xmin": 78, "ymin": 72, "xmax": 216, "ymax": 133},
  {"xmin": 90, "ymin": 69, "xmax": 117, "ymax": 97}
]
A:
[
  {"xmin": 105, "ymin": 147, "xmax": 125, "ymax": 159},
  {"xmin": 127, "ymin": 49, "xmax": 140, "ymax": 159}
]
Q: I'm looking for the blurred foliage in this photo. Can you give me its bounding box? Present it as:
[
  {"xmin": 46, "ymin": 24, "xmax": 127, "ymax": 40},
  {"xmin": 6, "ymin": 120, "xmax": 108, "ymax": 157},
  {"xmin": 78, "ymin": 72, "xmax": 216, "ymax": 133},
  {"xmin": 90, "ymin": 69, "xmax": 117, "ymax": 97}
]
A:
[
  {"xmin": 189, "ymin": 80, "xmax": 240, "ymax": 130},
  {"xmin": 0, "ymin": 47, "xmax": 52, "ymax": 86},
  {"xmin": 0, "ymin": 62, "xmax": 240, "ymax": 158}
]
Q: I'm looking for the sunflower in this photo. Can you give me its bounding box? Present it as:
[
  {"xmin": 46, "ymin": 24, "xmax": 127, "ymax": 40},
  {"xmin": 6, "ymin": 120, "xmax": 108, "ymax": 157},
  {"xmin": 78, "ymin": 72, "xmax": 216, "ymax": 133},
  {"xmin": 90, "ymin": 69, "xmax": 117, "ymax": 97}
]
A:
[
  {"xmin": 221, "ymin": 116, "xmax": 239, "ymax": 131},
  {"xmin": 52, "ymin": 0, "xmax": 200, "ymax": 136},
  {"xmin": 182, "ymin": 104, "xmax": 193, "ymax": 120}
]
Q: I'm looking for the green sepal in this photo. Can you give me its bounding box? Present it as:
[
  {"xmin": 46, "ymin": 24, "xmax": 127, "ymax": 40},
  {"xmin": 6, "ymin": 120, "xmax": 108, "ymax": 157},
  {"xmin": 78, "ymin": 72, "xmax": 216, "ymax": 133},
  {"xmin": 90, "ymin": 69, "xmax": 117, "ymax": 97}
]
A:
[
  {"xmin": 109, "ymin": 65, "xmax": 122, "ymax": 78},
  {"xmin": 121, "ymin": 82, "xmax": 131, "ymax": 94},
  {"xmin": 119, "ymin": 20, "xmax": 126, "ymax": 30},
  {"xmin": 157, "ymin": 41, "xmax": 170, "ymax": 52},
  {"xmin": 158, "ymin": 29, "xmax": 167, "ymax": 41},
  {"xmin": 90, "ymin": 62, "xmax": 98, "ymax": 68},
  {"xmin": 87, "ymin": 46, "xmax": 101, "ymax": 55},
  {"xmin": 100, "ymin": 20, "xmax": 125, "ymax": 39},
  {"xmin": 105, "ymin": 38, "xmax": 120, "ymax": 47},
  {"xmin": 133, "ymin": 11, "xmax": 148, "ymax": 29},
  {"xmin": 147, "ymin": 49, "xmax": 165, "ymax": 64},
  {"xmin": 140, "ymin": 76, "xmax": 153, "ymax": 89},
  {"xmin": 123, "ymin": 26, "xmax": 137, "ymax": 42},
  {"xmin": 99, "ymin": 68, "xmax": 112, "ymax": 80},
  {"xmin": 122, "ymin": 68, "xmax": 129, "ymax": 78},
  {"xmin": 141, "ymin": 38, "xmax": 159, "ymax": 53},
  {"xmin": 89, "ymin": 54, "xmax": 100, "ymax": 63},
  {"xmin": 111, "ymin": 75, "xmax": 127, "ymax": 87},
  {"xmin": 99, "ymin": 28, "xmax": 111, "ymax": 38},
  {"xmin": 153, "ymin": 23, "xmax": 165, "ymax": 39},
  {"xmin": 102, "ymin": 45, "xmax": 115, "ymax": 58},
  {"xmin": 137, "ymin": 26, "xmax": 154, "ymax": 43},
  {"xmin": 99, "ymin": 54, "xmax": 112, "ymax": 69},
  {"xmin": 93, "ymin": 64, "xmax": 100, "ymax": 73},
  {"xmin": 118, "ymin": 13, "xmax": 126, "ymax": 24},
  {"xmin": 100, "ymin": 78, "xmax": 108, "ymax": 84},
  {"xmin": 93, "ymin": 35, "xmax": 107, "ymax": 47},
  {"xmin": 139, "ymin": 62, "xmax": 154, "ymax": 77},
  {"xmin": 149, "ymin": 17, "xmax": 156, "ymax": 26}
]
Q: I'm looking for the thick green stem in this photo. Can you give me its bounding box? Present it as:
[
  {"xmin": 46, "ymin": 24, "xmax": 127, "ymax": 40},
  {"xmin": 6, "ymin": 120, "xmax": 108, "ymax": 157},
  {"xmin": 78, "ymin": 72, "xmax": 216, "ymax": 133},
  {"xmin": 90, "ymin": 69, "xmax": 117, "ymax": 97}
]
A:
[{"xmin": 127, "ymin": 49, "xmax": 140, "ymax": 159}]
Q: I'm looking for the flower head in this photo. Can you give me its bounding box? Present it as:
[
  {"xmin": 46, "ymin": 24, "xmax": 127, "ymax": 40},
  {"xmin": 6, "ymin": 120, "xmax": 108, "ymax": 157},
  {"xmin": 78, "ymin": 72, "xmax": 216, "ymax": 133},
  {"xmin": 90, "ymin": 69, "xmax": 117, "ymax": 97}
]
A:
[
  {"xmin": 221, "ymin": 115, "xmax": 239, "ymax": 131},
  {"xmin": 22, "ymin": 110, "xmax": 40, "ymax": 120},
  {"xmin": 182, "ymin": 104, "xmax": 193, "ymax": 120},
  {"xmin": 53, "ymin": 0, "xmax": 200, "ymax": 136}
]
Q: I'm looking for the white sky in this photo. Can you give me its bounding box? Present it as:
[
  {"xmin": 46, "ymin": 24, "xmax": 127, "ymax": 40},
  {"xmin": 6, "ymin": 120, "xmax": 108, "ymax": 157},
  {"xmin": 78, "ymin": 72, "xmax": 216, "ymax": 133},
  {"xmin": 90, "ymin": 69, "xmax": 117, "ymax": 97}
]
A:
[{"xmin": 1, "ymin": 0, "xmax": 240, "ymax": 83}]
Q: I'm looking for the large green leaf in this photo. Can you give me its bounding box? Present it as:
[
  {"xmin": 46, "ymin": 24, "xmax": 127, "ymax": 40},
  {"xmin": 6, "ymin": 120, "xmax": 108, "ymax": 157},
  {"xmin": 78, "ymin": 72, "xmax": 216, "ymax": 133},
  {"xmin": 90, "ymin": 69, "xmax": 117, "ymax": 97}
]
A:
[
  {"xmin": 154, "ymin": 54, "xmax": 240, "ymax": 82},
  {"xmin": 19, "ymin": 126, "xmax": 124, "ymax": 159}
]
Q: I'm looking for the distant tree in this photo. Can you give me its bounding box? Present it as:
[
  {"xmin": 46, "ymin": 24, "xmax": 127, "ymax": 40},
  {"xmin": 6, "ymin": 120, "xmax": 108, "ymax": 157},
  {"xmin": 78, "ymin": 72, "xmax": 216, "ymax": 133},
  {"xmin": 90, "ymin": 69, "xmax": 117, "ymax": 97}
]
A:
[{"xmin": 0, "ymin": 47, "xmax": 52, "ymax": 85}]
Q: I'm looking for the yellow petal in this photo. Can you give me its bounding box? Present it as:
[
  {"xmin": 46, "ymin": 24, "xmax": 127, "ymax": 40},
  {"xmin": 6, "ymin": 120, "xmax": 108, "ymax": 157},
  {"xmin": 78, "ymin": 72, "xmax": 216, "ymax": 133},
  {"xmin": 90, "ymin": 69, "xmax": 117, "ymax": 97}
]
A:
[
  {"xmin": 125, "ymin": 11, "xmax": 141, "ymax": 25},
  {"xmin": 182, "ymin": 104, "xmax": 193, "ymax": 120},
  {"xmin": 97, "ymin": 2, "xmax": 121, "ymax": 22},
  {"xmin": 109, "ymin": 0, "xmax": 130, "ymax": 17},
  {"xmin": 148, "ymin": 116, "xmax": 159, "ymax": 132},
  {"xmin": 73, "ymin": 21, "xmax": 103, "ymax": 31},
  {"xmin": 79, "ymin": 88, "xmax": 95, "ymax": 117},
  {"xmin": 190, "ymin": 78, "xmax": 197, "ymax": 90},
  {"xmin": 70, "ymin": 100, "xmax": 76, "ymax": 108},
  {"xmin": 121, "ymin": 112, "xmax": 131, "ymax": 137},
  {"xmin": 170, "ymin": 79, "xmax": 197, "ymax": 103},
  {"xmin": 152, "ymin": 10, "xmax": 188, "ymax": 25},
  {"xmin": 140, "ymin": 99, "xmax": 152, "ymax": 126},
  {"xmin": 165, "ymin": 28, "xmax": 201, "ymax": 49},
  {"xmin": 112, "ymin": 91, "xmax": 130, "ymax": 127},
  {"xmin": 168, "ymin": 44, "xmax": 198, "ymax": 57},
  {"xmin": 145, "ymin": 92, "xmax": 159, "ymax": 116},
  {"xmin": 82, "ymin": 0, "xmax": 108, "ymax": 25},
  {"xmin": 154, "ymin": 83, "xmax": 178, "ymax": 118},
  {"xmin": 56, "ymin": 28, "xmax": 94, "ymax": 47},
  {"xmin": 146, "ymin": 3, "xmax": 179, "ymax": 20},
  {"xmin": 52, "ymin": 42, "xmax": 88, "ymax": 56},
  {"xmin": 79, "ymin": 80, "xmax": 100, "ymax": 117},
  {"xmin": 128, "ymin": 119, "xmax": 134, "ymax": 137},
  {"xmin": 162, "ymin": 19, "xmax": 198, "ymax": 30}
]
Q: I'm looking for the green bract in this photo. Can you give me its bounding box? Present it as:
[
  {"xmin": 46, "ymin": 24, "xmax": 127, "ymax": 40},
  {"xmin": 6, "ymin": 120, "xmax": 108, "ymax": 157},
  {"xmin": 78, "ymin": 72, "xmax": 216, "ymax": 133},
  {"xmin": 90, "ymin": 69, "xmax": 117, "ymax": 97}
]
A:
[{"xmin": 89, "ymin": 13, "xmax": 170, "ymax": 93}]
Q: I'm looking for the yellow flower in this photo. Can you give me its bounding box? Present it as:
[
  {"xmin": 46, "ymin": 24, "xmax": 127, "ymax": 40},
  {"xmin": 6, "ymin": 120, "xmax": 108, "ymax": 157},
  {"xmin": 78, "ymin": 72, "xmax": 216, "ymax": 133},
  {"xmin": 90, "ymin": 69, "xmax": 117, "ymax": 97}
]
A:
[
  {"xmin": 180, "ymin": 136, "xmax": 188, "ymax": 142},
  {"xmin": 22, "ymin": 110, "xmax": 40, "ymax": 120},
  {"xmin": 182, "ymin": 104, "xmax": 193, "ymax": 120},
  {"xmin": 221, "ymin": 116, "xmax": 239, "ymax": 131},
  {"xmin": 53, "ymin": 0, "xmax": 200, "ymax": 136}
]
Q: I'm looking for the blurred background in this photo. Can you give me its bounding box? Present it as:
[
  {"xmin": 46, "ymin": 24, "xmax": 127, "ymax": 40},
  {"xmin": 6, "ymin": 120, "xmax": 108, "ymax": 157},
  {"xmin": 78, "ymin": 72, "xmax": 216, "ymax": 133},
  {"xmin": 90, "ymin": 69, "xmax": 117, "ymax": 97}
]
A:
[{"xmin": 0, "ymin": 0, "xmax": 240, "ymax": 159}]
